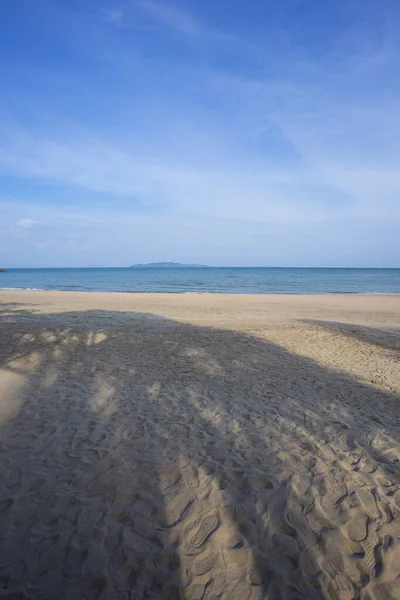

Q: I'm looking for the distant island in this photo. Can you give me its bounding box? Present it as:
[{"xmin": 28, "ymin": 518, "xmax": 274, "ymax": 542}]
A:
[{"xmin": 129, "ymin": 262, "xmax": 210, "ymax": 268}]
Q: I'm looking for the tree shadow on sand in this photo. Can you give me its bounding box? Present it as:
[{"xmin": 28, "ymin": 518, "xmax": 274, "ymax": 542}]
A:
[
  {"xmin": 299, "ymin": 319, "xmax": 400, "ymax": 354},
  {"xmin": 0, "ymin": 306, "xmax": 400, "ymax": 600}
]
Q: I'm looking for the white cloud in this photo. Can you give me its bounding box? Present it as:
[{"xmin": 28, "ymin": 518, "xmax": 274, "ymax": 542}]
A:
[{"xmin": 17, "ymin": 218, "xmax": 37, "ymax": 228}]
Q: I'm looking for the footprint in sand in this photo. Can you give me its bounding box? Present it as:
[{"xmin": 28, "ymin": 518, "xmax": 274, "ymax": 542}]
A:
[
  {"xmin": 66, "ymin": 546, "xmax": 89, "ymax": 572},
  {"xmin": 34, "ymin": 509, "xmax": 60, "ymax": 533},
  {"xmin": 181, "ymin": 465, "xmax": 200, "ymax": 489},
  {"xmin": 76, "ymin": 576, "xmax": 107, "ymax": 600},
  {"xmin": 183, "ymin": 511, "xmax": 220, "ymax": 555},
  {"xmin": 372, "ymin": 576, "xmax": 400, "ymax": 600},
  {"xmin": 161, "ymin": 492, "xmax": 195, "ymax": 527},
  {"xmin": 357, "ymin": 488, "xmax": 378, "ymax": 518},
  {"xmin": 4, "ymin": 467, "xmax": 22, "ymax": 489},
  {"xmin": 361, "ymin": 521, "xmax": 381, "ymax": 577},
  {"xmin": 193, "ymin": 551, "xmax": 219, "ymax": 576},
  {"xmin": 80, "ymin": 449, "xmax": 104, "ymax": 464},
  {"xmin": 284, "ymin": 501, "xmax": 319, "ymax": 548},
  {"xmin": 158, "ymin": 468, "xmax": 182, "ymax": 492},
  {"xmin": 346, "ymin": 514, "xmax": 368, "ymax": 542},
  {"xmin": 321, "ymin": 535, "xmax": 355, "ymax": 600},
  {"xmin": 222, "ymin": 545, "xmax": 250, "ymax": 576},
  {"xmin": 0, "ymin": 560, "xmax": 25, "ymax": 581},
  {"xmin": 0, "ymin": 498, "xmax": 13, "ymax": 514},
  {"xmin": 270, "ymin": 531, "xmax": 298, "ymax": 565}
]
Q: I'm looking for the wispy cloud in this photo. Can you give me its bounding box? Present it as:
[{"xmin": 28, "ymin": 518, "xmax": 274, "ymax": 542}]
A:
[
  {"xmin": 103, "ymin": 0, "xmax": 243, "ymax": 48},
  {"xmin": 103, "ymin": 0, "xmax": 204, "ymax": 36},
  {"xmin": 2, "ymin": 119, "xmax": 399, "ymax": 230},
  {"xmin": 134, "ymin": 0, "xmax": 201, "ymax": 36},
  {"xmin": 17, "ymin": 218, "xmax": 37, "ymax": 228},
  {"xmin": 103, "ymin": 7, "xmax": 125, "ymax": 26}
]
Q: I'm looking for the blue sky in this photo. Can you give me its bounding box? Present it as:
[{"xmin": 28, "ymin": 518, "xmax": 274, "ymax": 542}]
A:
[{"xmin": 1, "ymin": 0, "xmax": 399, "ymax": 267}]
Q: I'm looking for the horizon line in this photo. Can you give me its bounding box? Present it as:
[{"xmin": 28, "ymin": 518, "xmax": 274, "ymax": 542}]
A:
[{"xmin": 2, "ymin": 266, "xmax": 399, "ymax": 270}]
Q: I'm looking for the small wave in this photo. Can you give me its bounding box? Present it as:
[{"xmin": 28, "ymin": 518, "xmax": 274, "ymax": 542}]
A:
[
  {"xmin": 326, "ymin": 291, "xmax": 400, "ymax": 295},
  {"xmin": 117, "ymin": 290, "xmax": 189, "ymax": 294},
  {"xmin": 53, "ymin": 285, "xmax": 84, "ymax": 289},
  {"xmin": 325, "ymin": 291, "xmax": 361, "ymax": 294},
  {"xmin": 357, "ymin": 291, "xmax": 400, "ymax": 295},
  {"xmin": 0, "ymin": 286, "xmax": 46, "ymax": 291},
  {"xmin": 2, "ymin": 286, "xmax": 399, "ymax": 295}
]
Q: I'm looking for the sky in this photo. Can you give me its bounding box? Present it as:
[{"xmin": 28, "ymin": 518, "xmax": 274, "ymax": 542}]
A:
[{"xmin": 1, "ymin": 0, "xmax": 399, "ymax": 268}]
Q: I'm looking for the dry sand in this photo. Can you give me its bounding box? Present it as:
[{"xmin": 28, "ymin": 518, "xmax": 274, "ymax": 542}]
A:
[{"xmin": 0, "ymin": 291, "xmax": 399, "ymax": 599}]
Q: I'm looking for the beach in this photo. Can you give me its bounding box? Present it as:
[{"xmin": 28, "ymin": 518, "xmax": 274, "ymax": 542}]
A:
[{"xmin": 0, "ymin": 290, "xmax": 399, "ymax": 599}]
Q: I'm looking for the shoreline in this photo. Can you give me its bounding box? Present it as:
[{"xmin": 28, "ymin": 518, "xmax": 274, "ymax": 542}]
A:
[{"xmin": 1, "ymin": 287, "xmax": 400, "ymax": 296}]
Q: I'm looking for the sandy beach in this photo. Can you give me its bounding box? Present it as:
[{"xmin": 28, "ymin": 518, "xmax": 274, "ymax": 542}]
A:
[{"xmin": 0, "ymin": 290, "xmax": 399, "ymax": 599}]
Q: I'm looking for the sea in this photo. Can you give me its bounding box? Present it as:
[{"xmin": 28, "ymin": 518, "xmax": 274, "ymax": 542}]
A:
[{"xmin": 1, "ymin": 267, "xmax": 400, "ymax": 294}]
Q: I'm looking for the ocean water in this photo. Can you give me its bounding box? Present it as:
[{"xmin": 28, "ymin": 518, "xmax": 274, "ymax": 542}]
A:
[{"xmin": 1, "ymin": 267, "xmax": 400, "ymax": 294}]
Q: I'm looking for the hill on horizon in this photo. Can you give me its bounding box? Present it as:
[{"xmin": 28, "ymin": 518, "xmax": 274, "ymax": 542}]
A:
[{"xmin": 128, "ymin": 262, "xmax": 210, "ymax": 268}]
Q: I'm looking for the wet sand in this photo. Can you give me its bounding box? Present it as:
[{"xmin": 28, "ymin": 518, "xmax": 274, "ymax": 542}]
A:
[{"xmin": 0, "ymin": 291, "xmax": 399, "ymax": 599}]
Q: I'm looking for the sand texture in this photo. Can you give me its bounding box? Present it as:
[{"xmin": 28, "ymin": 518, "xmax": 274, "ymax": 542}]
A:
[{"xmin": 0, "ymin": 291, "xmax": 399, "ymax": 599}]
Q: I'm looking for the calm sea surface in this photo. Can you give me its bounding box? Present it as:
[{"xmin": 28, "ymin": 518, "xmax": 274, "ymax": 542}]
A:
[{"xmin": 1, "ymin": 267, "xmax": 400, "ymax": 294}]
